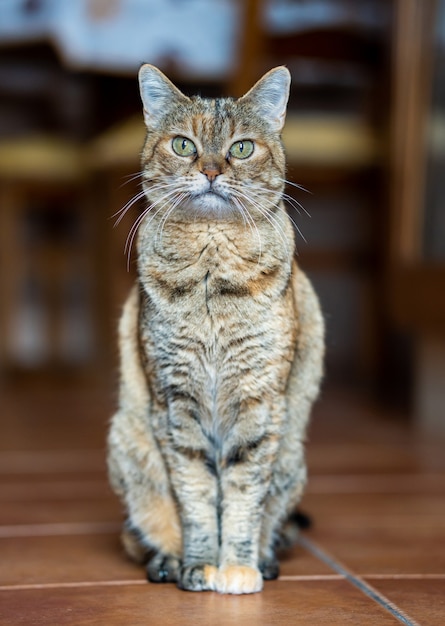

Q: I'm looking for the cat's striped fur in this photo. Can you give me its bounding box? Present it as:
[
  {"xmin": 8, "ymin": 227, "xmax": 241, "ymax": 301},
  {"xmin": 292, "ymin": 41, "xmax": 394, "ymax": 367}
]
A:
[{"xmin": 107, "ymin": 65, "xmax": 324, "ymax": 594}]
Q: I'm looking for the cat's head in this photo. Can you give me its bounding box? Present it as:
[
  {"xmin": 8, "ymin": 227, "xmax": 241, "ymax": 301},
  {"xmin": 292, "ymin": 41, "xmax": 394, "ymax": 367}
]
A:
[{"xmin": 138, "ymin": 65, "xmax": 290, "ymax": 220}]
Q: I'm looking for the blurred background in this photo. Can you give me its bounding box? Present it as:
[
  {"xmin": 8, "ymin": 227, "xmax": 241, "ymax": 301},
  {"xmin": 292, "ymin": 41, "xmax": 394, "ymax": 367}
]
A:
[{"xmin": 0, "ymin": 0, "xmax": 444, "ymax": 435}]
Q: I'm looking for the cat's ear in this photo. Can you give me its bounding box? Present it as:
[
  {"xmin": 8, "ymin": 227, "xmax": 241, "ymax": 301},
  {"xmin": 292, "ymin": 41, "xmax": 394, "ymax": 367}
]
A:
[
  {"xmin": 240, "ymin": 66, "xmax": 291, "ymax": 132},
  {"xmin": 138, "ymin": 64, "xmax": 189, "ymax": 128}
]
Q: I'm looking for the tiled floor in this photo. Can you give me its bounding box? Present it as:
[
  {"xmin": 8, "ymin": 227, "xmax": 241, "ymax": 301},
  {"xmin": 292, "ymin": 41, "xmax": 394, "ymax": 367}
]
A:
[{"xmin": 0, "ymin": 382, "xmax": 444, "ymax": 625}]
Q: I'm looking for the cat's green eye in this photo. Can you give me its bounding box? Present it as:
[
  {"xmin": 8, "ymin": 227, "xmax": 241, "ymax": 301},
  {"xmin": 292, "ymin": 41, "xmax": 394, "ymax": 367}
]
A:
[
  {"xmin": 172, "ymin": 136, "xmax": 197, "ymax": 157},
  {"xmin": 229, "ymin": 140, "xmax": 254, "ymax": 160}
]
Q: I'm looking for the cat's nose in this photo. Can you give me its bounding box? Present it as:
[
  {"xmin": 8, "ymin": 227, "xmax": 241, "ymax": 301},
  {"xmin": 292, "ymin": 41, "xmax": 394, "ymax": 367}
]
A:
[{"xmin": 201, "ymin": 166, "xmax": 221, "ymax": 182}]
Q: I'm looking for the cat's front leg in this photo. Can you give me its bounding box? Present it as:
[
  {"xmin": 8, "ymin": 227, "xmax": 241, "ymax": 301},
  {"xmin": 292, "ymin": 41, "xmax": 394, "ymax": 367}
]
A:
[
  {"xmin": 165, "ymin": 402, "xmax": 219, "ymax": 592},
  {"xmin": 216, "ymin": 414, "xmax": 281, "ymax": 595}
]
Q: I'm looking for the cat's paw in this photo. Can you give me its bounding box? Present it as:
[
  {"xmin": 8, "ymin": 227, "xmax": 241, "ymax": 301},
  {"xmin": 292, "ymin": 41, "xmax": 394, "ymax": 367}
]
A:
[
  {"xmin": 259, "ymin": 556, "xmax": 280, "ymax": 580},
  {"xmin": 178, "ymin": 564, "xmax": 218, "ymax": 592},
  {"xmin": 146, "ymin": 553, "xmax": 181, "ymax": 583},
  {"xmin": 215, "ymin": 565, "xmax": 263, "ymax": 594}
]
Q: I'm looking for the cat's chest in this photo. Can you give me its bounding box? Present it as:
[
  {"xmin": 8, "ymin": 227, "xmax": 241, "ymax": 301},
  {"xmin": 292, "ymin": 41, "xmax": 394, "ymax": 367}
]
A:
[
  {"xmin": 139, "ymin": 224, "xmax": 287, "ymax": 309},
  {"xmin": 138, "ymin": 224, "xmax": 296, "ymax": 422}
]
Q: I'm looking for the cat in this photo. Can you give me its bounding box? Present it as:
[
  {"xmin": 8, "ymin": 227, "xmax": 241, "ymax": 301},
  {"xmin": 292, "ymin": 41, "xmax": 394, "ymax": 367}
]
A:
[{"xmin": 107, "ymin": 64, "xmax": 324, "ymax": 595}]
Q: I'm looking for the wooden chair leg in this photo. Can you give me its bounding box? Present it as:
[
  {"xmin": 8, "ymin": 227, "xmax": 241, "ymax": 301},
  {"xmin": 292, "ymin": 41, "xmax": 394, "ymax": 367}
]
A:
[{"xmin": 0, "ymin": 184, "xmax": 25, "ymax": 368}]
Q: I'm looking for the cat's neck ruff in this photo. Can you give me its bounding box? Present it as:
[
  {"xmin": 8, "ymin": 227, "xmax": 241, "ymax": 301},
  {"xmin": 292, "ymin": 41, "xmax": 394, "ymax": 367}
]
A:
[{"xmin": 138, "ymin": 210, "xmax": 293, "ymax": 274}]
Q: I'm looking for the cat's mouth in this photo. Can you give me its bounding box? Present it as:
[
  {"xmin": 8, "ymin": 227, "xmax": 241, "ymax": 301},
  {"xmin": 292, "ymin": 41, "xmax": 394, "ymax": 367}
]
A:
[
  {"xmin": 203, "ymin": 189, "xmax": 225, "ymax": 199},
  {"xmin": 189, "ymin": 189, "xmax": 232, "ymax": 214}
]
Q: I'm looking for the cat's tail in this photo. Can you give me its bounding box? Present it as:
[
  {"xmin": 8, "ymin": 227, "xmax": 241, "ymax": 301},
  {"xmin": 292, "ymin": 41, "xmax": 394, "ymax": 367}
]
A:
[{"xmin": 276, "ymin": 509, "xmax": 312, "ymax": 552}]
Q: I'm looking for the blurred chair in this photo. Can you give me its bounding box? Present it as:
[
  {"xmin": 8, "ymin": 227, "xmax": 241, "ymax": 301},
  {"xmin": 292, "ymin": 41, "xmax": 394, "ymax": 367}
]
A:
[
  {"xmin": 386, "ymin": 0, "xmax": 445, "ymax": 433},
  {"xmin": 0, "ymin": 136, "xmax": 101, "ymax": 376},
  {"xmin": 230, "ymin": 0, "xmax": 390, "ymax": 383},
  {"xmin": 85, "ymin": 115, "xmax": 145, "ymax": 367}
]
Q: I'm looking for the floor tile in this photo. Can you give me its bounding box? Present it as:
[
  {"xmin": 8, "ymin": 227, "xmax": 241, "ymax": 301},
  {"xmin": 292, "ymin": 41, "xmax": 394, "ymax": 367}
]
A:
[
  {"xmin": 0, "ymin": 470, "xmax": 120, "ymax": 525},
  {"xmin": 0, "ymin": 580, "xmax": 403, "ymax": 626},
  {"xmin": 0, "ymin": 450, "xmax": 106, "ymax": 475},
  {"xmin": 0, "ymin": 386, "xmax": 111, "ymax": 452},
  {"xmin": 0, "ymin": 383, "xmax": 443, "ymax": 624},
  {"xmin": 0, "ymin": 528, "xmax": 334, "ymax": 586},
  {"xmin": 364, "ymin": 578, "xmax": 445, "ymax": 626},
  {"xmin": 298, "ymin": 492, "xmax": 445, "ymax": 574},
  {"xmin": 0, "ymin": 475, "xmax": 109, "ymax": 498},
  {"xmin": 307, "ymin": 442, "xmax": 428, "ymax": 475},
  {"xmin": 276, "ymin": 541, "xmax": 333, "ymax": 576},
  {"xmin": 0, "ymin": 497, "xmax": 121, "ymax": 526},
  {"xmin": 306, "ymin": 472, "xmax": 445, "ymax": 495},
  {"xmin": 0, "ymin": 534, "xmax": 141, "ymax": 585}
]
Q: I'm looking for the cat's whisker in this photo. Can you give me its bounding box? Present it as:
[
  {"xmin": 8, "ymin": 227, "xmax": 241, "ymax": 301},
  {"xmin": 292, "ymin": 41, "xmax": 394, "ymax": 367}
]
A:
[
  {"xmin": 251, "ymin": 189, "xmax": 307, "ymax": 245},
  {"xmin": 238, "ymin": 184, "xmax": 309, "ymax": 244},
  {"xmin": 228, "ymin": 189, "xmax": 263, "ymax": 251},
  {"xmin": 241, "ymin": 184, "xmax": 286, "ymax": 211},
  {"xmin": 125, "ymin": 191, "xmax": 173, "ymax": 253},
  {"xmin": 229, "ymin": 191, "xmax": 254, "ymax": 232},
  {"xmin": 112, "ymin": 181, "xmax": 177, "ymax": 224},
  {"xmin": 247, "ymin": 179, "xmax": 311, "ymax": 219},
  {"xmin": 281, "ymin": 179, "xmax": 312, "ymax": 218},
  {"xmin": 230, "ymin": 195, "xmax": 248, "ymax": 228},
  {"xmin": 231, "ymin": 196, "xmax": 263, "ymax": 265},
  {"xmin": 124, "ymin": 188, "xmax": 181, "ymax": 269},
  {"xmin": 230, "ymin": 186, "xmax": 279, "ymax": 228},
  {"xmin": 145, "ymin": 180, "xmax": 182, "ymax": 192},
  {"xmin": 114, "ymin": 190, "xmax": 165, "ymax": 229},
  {"xmin": 154, "ymin": 192, "xmax": 188, "ymax": 248},
  {"xmin": 131, "ymin": 203, "xmax": 170, "ymax": 264},
  {"xmin": 112, "ymin": 189, "xmax": 147, "ymax": 225},
  {"xmin": 281, "ymin": 205, "xmax": 307, "ymax": 245},
  {"xmin": 127, "ymin": 187, "xmax": 181, "ymax": 242},
  {"xmin": 125, "ymin": 204, "xmax": 163, "ymax": 271},
  {"xmin": 154, "ymin": 195, "xmax": 179, "ymax": 245},
  {"xmin": 282, "ymin": 192, "xmax": 311, "ymax": 218},
  {"xmin": 281, "ymin": 178, "xmax": 312, "ymax": 195},
  {"xmin": 256, "ymin": 207, "xmax": 292, "ymax": 261},
  {"xmin": 119, "ymin": 171, "xmax": 145, "ymax": 188},
  {"xmin": 230, "ymin": 187, "xmax": 292, "ymax": 261},
  {"xmin": 125, "ymin": 205, "xmax": 155, "ymax": 269}
]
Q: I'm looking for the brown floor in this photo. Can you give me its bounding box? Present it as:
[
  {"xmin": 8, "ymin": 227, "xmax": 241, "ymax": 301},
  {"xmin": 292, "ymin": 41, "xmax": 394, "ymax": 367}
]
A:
[{"xmin": 0, "ymin": 381, "xmax": 444, "ymax": 625}]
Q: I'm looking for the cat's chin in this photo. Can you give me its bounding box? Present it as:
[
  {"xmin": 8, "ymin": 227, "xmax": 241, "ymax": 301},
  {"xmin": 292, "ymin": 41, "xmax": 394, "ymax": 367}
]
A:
[{"xmin": 187, "ymin": 192, "xmax": 235, "ymax": 218}]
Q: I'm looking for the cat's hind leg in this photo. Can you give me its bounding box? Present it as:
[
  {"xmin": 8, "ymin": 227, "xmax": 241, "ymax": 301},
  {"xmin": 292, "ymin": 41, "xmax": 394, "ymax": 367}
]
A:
[
  {"xmin": 259, "ymin": 509, "xmax": 312, "ymax": 580},
  {"xmin": 108, "ymin": 409, "xmax": 182, "ymax": 579},
  {"xmin": 258, "ymin": 437, "xmax": 307, "ymax": 579},
  {"xmin": 259, "ymin": 267, "xmax": 324, "ymax": 577},
  {"xmin": 107, "ymin": 286, "xmax": 182, "ymax": 581}
]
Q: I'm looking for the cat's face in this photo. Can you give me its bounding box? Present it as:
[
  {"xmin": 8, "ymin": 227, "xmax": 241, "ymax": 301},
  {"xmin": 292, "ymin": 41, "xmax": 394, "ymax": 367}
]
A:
[{"xmin": 138, "ymin": 65, "xmax": 290, "ymax": 222}]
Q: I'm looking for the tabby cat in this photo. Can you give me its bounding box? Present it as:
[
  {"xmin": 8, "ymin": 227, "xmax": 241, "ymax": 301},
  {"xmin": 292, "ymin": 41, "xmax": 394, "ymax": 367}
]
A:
[{"xmin": 107, "ymin": 64, "xmax": 324, "ymax": 595}]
